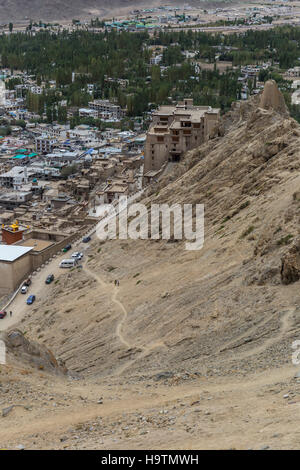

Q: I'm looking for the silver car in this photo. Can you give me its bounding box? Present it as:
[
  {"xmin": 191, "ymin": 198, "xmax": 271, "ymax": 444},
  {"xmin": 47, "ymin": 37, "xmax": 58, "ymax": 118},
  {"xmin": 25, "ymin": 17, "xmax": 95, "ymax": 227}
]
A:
[{"xmin": 71, "ymin": 252, "xmax": 83, "ymax": 260}]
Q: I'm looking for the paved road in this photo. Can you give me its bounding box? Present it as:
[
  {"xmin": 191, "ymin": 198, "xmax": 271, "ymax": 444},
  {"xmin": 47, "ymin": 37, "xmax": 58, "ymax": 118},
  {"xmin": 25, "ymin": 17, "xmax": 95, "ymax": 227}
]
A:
[
  {"xmin": 0, "ymin": 190, "xmax": 145, "ymax": 332},
  {"xmin": 0, "ymin": 242, "xmax": 88, "ymax": 332}
]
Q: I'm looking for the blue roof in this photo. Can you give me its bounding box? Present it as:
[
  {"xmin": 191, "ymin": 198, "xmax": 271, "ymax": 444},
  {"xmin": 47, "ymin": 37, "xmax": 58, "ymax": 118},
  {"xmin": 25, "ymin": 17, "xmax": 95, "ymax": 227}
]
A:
[
  {"xmin": 12, "ymin": 153, "xmax": 37, "ymax": 159},
  {"xmin": 12, "ymin": 154, "xmax": 27, "ymax": 159}
]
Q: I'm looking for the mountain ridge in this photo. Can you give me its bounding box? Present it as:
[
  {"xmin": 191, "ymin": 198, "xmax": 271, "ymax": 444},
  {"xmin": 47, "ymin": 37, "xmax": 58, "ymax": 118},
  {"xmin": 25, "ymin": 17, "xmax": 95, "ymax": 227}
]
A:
[{"xmin": 0, "ymin": 1, "xmax": 179, "ymax": 23}]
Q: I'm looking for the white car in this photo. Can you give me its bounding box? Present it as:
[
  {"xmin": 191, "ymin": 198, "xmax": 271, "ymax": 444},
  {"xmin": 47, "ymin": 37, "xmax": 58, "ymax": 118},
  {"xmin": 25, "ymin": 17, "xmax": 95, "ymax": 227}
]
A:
[
  {"xmin": 72, "ymin": 252, "xmax": 83, "ymax": 260},
  {"xmin": 21, "ymin": 285, "xmax": 28, "ymax": 294}
]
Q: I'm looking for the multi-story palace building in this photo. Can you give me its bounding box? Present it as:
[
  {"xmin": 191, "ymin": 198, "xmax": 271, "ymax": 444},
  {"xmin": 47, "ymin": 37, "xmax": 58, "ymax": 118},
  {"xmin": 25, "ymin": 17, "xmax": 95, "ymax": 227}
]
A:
[{"xmin": 144, "ymin": 99, "xmax": 220, "ymax": 174}]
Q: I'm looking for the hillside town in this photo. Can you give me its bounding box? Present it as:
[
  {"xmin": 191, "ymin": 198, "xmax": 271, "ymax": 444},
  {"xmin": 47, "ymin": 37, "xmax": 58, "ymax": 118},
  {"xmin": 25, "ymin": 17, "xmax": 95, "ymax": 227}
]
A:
[
  {"xmin": 0, "ymin": 58, "xmax": 224, "ymax": 294},
  {"xmin": 0, "ymin": 90, "xmax": 146, "ymax": 284},
  {"xmin": 0, "ymin": 10, "xmax": 300, "ymax": 295},
  {"xmin": 1, "ymin": 0, "xmax": 300, "ymax": 295}
]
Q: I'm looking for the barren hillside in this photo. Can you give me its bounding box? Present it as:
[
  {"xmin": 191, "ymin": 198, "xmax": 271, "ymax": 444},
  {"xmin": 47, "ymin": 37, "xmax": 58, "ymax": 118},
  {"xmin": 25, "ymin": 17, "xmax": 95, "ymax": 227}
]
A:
[
  {"xmin": 1, "ymin": 81, "xmax": 300, "ymax": 449},
  {"xmin": 0, "ymin": 0, "xmax": 178, "ymax": 23},
  {"xmin": 18, "ymin": 81, "xmax": 300, "ymax": 378},
  {"xmin": 0, "ymin": 1, "xmax": 247, "ymax": 23}
]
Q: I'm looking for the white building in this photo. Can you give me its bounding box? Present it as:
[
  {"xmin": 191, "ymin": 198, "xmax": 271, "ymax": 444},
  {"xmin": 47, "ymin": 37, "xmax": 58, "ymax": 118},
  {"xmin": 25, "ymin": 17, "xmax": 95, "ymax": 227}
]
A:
[
  {"xmin": 35, "ymin": 135, "xmax": 57, "ymax": 153},
  {"xmin": 150, "ymin": 54, "xmax": 163, "ymax": 66},
  {"xmin": 79, "ymin": 108, "xmax": 98, "ymax": 119},
  {"xmin": 0, "ymin": 166, "xmax": 35, "ymax": 189},
  {"xmin": 0, "ymin": 79, "xmax": 6, "ymax": 106},
  {"xmin": 30, "ymin": 85, "xmax": 43, "ymax": 95},
  {"xmin": 88, "ymin": 99, "xmax": 124, "ymax": 120}
]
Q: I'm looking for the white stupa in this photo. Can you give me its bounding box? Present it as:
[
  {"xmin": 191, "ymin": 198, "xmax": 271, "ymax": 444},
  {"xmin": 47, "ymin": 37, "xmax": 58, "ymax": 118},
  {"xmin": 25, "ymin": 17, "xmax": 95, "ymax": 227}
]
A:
[{"xmin": 0, "ymin": 79, "xmax": 6, "ymax": 106}]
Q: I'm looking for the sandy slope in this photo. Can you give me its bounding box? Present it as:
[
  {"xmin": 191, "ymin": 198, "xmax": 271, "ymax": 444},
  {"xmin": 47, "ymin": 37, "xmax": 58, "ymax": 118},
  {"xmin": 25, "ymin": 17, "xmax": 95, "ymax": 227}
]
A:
[{"xmin": 1, "ymin": 87, "xmax": 300, "ymax": 449}]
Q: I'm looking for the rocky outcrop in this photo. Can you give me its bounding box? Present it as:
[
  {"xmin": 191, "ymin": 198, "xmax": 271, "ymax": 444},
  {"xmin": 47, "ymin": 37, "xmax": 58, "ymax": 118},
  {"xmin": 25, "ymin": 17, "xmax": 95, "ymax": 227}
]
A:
[
  {"xmin": 259, "ymin": 79, "xmax": 288, "ymax": 115},
  {"xmin": 281, "ymin": 241, "xmax": 300, "ymax": 284},
  {"xmin": 0, "ymin": 329, "xmax": 68, "ymax": 375}
]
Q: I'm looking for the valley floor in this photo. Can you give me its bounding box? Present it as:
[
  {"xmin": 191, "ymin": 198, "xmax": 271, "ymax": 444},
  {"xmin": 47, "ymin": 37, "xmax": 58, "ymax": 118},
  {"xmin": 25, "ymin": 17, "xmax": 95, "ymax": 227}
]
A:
[{"xmin": 1, "ymin": 363, "xmax": 300, "ymax": 450}]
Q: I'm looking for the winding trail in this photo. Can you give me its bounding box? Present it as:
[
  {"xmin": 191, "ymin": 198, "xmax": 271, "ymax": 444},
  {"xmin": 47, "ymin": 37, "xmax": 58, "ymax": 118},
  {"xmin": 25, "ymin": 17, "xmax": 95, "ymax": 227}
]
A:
[
  {"xmin": 112, "ymin": 289, "xmax": 131, "ymax": 349},
  {"xmin": 82, "ymin": 264, "xmax": 131, "ymax": 350},
  {"xmin": 83, "ymin": 259, "xmax": 297, "ymax": 375},
  {"xmin": 82, "ymin": 262, "xmax": 166, "ymax": 375}
]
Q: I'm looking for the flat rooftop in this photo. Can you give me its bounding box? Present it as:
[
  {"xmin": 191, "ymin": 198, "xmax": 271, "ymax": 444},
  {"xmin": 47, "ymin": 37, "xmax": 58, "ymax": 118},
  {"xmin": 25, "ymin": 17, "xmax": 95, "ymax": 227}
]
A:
[
  {"xmin": 0, "ymin": 166, "xmax": 35, "ymax": 178},
  {"xmin": 106, "ymin": 183, "xmax": 128, "ymax": 193},
  {"xmin": 0, "ymin": 245, "xmax": 33, "ymax": 262},
  {"xmin": 19, "ymin": 238, "xmax": 54, "ymax": 252},
  {"xmin": 0, "ymin": 191, "xmax": 32, "ymax": 200},
  {"xmin": 154, "ymin": 106, "xmax": 175, "ymax": 116}
]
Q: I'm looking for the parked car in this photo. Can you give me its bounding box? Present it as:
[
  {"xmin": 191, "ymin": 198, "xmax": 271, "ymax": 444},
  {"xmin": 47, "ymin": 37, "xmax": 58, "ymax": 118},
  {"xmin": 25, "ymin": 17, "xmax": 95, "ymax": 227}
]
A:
[
  {"xmin": 21, "ymin": 285, "xmax": 28, "ymax": 294},
  {"xmin": 23, "ymin": 278, "xmax": 31, "ymax": 287},
  {"xmin": 0, "ymin": 310, "xmax": 7, "ymax": 319},
  {"xmin": 72, "ymin": 252, "xmax": 83, "ymax": 260},
  {"xmin": 45, "ymin": 274, "xmax": 54, "ymax": 284},
  {"xmin": 62, "ymin": 244, "xmax": 72, "ymax": 253},
  {"xmin": 27, "ymin": 295, "xmax": 36, "ymax": 305},
  {"xmin": 82, "ymin": 236, "xmax": 91, "ymax": 243},
  {"xmin": 60, "ymin": 259, "xmax": 77, "ymax": 268}
]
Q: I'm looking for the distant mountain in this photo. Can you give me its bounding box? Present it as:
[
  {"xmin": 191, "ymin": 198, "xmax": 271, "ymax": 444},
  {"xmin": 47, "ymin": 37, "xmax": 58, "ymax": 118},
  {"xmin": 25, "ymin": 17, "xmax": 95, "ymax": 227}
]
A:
[{"xmin": 0, "ymin": 0, "xmax": 178, "ymax": 23}]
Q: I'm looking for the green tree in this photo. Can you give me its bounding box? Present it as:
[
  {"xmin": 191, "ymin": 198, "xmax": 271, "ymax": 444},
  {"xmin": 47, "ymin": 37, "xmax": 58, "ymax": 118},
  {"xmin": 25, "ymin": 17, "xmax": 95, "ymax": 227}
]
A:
[{"xmin": 61, "ymin": 165, "xmax": 77, "ymax": 178}]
